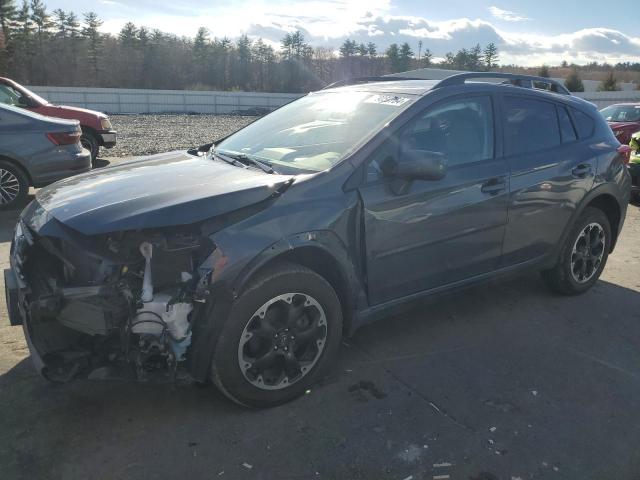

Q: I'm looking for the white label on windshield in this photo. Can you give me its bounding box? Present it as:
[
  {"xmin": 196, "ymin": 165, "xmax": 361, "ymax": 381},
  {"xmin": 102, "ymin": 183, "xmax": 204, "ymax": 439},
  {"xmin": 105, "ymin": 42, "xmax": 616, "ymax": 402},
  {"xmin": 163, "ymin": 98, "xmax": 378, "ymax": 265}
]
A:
[{"xmin": 365, "ymin": 95, "xmax": 411, "ymax": 106}]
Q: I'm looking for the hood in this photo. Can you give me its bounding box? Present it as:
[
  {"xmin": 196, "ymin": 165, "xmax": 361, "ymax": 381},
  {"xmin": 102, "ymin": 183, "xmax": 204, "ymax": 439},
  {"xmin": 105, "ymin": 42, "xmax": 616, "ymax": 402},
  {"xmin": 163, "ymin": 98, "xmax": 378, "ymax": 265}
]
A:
[
  {"xmin": 33, "ymin": 151, "xmax": 293, "ymax": 235},
  {"xmin": 608, "ymin": 121, "xmax": 640, "ymax": 130},
  {"xmin": 38, "ymin": 104, "xmax": 107, "ymax": 119}
]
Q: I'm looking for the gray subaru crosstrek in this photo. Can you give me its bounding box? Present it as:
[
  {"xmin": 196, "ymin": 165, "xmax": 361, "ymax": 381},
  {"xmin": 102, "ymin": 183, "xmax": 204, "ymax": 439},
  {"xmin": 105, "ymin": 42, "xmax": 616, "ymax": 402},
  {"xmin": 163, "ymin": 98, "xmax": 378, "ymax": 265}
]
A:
[{"xmin": 4, "ymin": 73, "xmax": 631, "ymax": 407}]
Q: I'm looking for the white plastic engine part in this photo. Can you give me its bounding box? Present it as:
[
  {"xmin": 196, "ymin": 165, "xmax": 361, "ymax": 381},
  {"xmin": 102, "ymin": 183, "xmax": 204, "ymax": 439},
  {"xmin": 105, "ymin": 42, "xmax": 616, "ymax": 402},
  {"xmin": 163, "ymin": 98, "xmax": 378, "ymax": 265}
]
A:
[
  {"xmin": 132, "ymin": 293, "xmax": 193, "ymax": 342},
  {"xmin": 139, "ymin": 242, "xmax": 154, "ymax": 302}
]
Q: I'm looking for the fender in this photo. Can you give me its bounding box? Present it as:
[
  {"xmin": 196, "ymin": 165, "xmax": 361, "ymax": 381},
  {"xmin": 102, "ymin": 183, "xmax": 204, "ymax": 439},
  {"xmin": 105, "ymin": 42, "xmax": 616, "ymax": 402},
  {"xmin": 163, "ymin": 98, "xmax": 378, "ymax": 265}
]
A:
[
  {"xmin": 550, "ymin": 180, "xmax": 628, "ymax": 266},
  {"xmin": 188, "ymin": 230, "xmax": 367, "ymax": 381}
]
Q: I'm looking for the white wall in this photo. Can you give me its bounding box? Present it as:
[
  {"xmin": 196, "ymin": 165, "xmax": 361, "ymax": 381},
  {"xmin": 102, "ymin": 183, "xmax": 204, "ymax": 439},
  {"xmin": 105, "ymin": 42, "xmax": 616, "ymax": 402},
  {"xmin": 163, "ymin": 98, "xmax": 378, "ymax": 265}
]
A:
[
  {"xmin": 28, "ymin": 83, "xmax": 640, "ymax": 114},
  {"xmin": 27, "ymin": 86, "xmax": 303, "ymax": 114}
]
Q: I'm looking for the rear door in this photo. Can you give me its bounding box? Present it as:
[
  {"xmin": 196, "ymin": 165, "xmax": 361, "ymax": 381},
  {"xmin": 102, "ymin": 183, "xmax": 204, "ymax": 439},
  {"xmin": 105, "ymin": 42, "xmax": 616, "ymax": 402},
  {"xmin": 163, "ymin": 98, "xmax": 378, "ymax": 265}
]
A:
[
  {"xmin": 358, "ymin": 93, "xmax": 510, "ymax": 305},
  {"xmin": 500, "ymin": 95, "xmax": 596, "ymax": 266}
]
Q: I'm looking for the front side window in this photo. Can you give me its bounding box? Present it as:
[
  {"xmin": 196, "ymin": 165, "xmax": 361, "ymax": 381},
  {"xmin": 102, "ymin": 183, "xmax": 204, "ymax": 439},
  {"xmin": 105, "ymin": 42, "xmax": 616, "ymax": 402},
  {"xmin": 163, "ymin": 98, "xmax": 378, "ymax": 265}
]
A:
[
  {"xmin": 215, "ymin": 91, "xmax": 416, "ymax": 173},
  {"xmin": 0, "ymin": 85, "xmax": 22, "ymax": 106},
  {"xmin": 399, "ymin": 96, "xmax": 494, "ymax": 167},
  {"xmin": 504, "ymin": 96, "xmax": 561, "ymax": 156}
]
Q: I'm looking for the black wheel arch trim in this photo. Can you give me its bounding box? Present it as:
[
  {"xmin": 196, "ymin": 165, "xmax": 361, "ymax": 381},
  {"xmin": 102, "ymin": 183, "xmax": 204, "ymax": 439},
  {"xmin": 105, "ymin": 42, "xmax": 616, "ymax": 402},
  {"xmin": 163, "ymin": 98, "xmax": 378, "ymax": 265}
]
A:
[
  {"xmin": 187, "ymin": 230, "xmax": 366, "ymax": 382},
  {"xmin": 553, "ymin": 182, "xmax": 627, "ymax": 263}
]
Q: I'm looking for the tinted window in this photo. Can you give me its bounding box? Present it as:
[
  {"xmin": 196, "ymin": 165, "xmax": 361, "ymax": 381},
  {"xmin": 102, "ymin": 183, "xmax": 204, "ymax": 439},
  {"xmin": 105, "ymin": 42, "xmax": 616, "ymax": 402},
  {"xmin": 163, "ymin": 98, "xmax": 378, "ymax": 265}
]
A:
[
  {"xmin": 557, "ymin": 106, "xmax": 577, "ymax": 143},
  {"xmin": 400, "ymin": 96, "xmax": 494, "ymax": 167},
  {"xmin": 0, "ymin": 85, "xmax": 21, "ymax": 106},
  {"xmin": 571, "ymin": 108, "xmax": 595, "ymax": 139},
  {"xmin": 600, "ymin": 105, "xmax": 640, "ymax": 122},
  {"xmin": 504, "ymin": 97, "xmax": 560, "ymax": 155}
]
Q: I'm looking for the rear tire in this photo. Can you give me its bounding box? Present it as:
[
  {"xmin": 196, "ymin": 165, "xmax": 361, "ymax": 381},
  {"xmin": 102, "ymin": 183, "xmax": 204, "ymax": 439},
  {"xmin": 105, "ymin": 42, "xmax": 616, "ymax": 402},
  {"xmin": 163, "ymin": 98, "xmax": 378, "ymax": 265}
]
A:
[
  {"xmin": 80, "ymin": 130, "xmax": 99, "ymax": 164},
  {"xmin": 211, "ymin": 262, "xmax": 343, "ymax": 408},
  {"xmin": 541, "ymin": 207, "xmax": 611, "ymax": 295},
  {"xmin": 0, "ymin": 160, "xmax": 29, "ymax": 210}
]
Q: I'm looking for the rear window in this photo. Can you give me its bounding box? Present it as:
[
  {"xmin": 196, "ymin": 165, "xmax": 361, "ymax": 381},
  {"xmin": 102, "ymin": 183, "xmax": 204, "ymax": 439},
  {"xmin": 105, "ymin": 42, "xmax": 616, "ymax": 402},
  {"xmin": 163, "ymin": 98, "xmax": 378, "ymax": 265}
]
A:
[
  {"xmin": 571, "ymin": 108, "xmax": 595, "ymax": 138},
  {"xmin": 557, "ymin": 106, "xmax": 577, "ymax": 143},
  {"xmin": 504, "ymin": 96, "xmax": 561, "ymax": 156}
]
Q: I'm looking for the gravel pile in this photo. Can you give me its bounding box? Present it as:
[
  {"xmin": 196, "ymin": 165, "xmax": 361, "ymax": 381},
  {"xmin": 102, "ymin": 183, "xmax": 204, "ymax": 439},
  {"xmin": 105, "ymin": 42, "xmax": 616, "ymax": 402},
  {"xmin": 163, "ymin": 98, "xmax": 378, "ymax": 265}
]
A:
[{"xmin": 105, "ymin": 114, "xmax": 258, "ymax": 157}]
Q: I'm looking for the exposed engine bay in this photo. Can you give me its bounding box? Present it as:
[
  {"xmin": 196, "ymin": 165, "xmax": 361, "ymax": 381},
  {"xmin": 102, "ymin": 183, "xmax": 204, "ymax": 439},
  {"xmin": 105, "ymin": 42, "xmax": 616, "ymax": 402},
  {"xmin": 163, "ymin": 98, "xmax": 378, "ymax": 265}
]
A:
[{"xmin": 14, "ymin": 216, "xmax": 217, "ymax": 383}]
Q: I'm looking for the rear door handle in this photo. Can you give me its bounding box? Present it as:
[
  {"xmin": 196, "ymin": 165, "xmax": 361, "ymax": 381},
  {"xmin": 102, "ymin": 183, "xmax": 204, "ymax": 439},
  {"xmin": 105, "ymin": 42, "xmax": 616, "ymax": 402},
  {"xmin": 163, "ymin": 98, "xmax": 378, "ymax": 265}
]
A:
[
  {"xmin": 572, "ymin": 164, "xmax": 592, "ymax": 178},
  {"xmin": 481, "ymin": 178, "xmax": 507, "ymax": 195}
]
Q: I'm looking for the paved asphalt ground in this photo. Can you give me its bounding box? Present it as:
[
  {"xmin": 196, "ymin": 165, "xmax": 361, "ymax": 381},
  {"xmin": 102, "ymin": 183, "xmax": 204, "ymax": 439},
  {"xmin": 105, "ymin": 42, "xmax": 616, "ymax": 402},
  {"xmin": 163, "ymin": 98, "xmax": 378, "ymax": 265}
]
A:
[{"xmin": 0, "ymin": 158, "xmax": 639, "ymax": 479}]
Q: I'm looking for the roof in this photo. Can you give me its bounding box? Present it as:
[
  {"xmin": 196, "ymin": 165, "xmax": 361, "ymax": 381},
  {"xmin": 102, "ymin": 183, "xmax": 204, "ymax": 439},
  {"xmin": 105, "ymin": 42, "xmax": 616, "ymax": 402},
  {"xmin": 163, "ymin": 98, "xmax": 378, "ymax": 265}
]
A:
[{"xmin": 320, "ymin": 79, "xmax": 439, "ymax": 96}]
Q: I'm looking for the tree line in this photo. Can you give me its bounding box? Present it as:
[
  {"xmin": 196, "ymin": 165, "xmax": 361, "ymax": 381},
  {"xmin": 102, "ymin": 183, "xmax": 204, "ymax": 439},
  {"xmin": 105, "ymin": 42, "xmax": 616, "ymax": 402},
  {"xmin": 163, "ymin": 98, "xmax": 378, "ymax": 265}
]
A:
[
  {"xmin": 0, "ymin": 0, "xmax": 502, "ymax": 92},
  {"xmin": 0, "ymin": 0, "xmax": 637, "ymax": 93}
]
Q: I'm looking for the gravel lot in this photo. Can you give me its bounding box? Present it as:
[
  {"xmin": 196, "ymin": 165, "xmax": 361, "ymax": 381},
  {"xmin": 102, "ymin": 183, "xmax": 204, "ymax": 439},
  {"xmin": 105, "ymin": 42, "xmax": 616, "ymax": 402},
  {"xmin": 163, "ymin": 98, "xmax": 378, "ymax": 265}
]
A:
[{"xmin": 105, "ymin": 114, "xmax": 258, "ymax": 157}]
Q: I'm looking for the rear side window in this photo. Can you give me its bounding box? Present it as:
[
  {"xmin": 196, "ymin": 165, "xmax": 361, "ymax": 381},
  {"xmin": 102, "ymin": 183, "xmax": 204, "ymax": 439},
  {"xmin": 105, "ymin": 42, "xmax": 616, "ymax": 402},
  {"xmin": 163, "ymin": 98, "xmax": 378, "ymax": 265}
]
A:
[
  {"xmin": 570, "ymin": 108, "xmax": 595, "ymax": 139},
  {"xmin": 504, "ymin": 96, "xmax": 561, "ymax": 156},
  {"xmin": 557, "ymin": 106, "xmax": 577, "ymax": 143}
]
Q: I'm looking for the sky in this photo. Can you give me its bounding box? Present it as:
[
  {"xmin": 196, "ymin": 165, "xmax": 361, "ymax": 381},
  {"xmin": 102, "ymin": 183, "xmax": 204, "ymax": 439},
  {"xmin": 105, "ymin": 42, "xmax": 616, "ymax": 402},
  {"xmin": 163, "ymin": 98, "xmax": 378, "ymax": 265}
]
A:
[{"xmin": 44, "ymin": 0, "xmax": 640, "ymax": 66}]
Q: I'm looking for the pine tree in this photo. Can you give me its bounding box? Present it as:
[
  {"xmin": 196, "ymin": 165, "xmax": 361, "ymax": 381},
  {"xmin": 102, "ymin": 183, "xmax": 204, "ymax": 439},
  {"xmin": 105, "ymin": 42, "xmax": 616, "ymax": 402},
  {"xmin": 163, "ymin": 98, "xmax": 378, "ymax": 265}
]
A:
[
  {"xmin": 0, "ymin": 0, "xmax": 16, "ymax": 39},
  {"xmin": 398, "ymin": 42, "xmax": 413, "ymax": 72},
  {"xmin": 538, "ymin": 65, "xmax": 550, "ymax": 77},
  {"xmin": 564, "ymin": 67, "xmax": 584, "ymax": 92},
  {"xmin": 598, "ymin": 70, "xmax": 619, "ymax": 91},
  {"xmin": 483, "ymin": 43, "xmax": 498, "ymax": 70},
  {"xmin": 386, "ymin": 43, "xmax": 400, "ymax": 72},
  {"xmin": 0, "ymin": 0, "xmax": 16, "ymax": 71},
  {"xmin": 82, "ymin": 11, "xmax": 102, "ymax": 84}
]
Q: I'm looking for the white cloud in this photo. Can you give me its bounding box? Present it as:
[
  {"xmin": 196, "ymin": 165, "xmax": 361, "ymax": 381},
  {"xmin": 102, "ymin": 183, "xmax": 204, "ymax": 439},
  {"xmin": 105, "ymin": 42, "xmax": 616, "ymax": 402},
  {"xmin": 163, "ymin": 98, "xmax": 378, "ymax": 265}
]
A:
[
  {"xmin": 97, "ymin": 1, "xmax": 640, "ymax": 66},
  {"xmin": 488, "ymin": 6, "xmax": 530, "ymax": 22}
]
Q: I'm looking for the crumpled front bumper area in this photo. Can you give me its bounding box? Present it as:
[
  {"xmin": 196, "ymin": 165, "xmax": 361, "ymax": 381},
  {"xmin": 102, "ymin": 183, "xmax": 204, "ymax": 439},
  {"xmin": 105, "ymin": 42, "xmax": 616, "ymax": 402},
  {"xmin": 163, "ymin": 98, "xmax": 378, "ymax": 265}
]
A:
[{"xmin": 6, "ymin": 200, "xmax": 219, "ymax": 383}]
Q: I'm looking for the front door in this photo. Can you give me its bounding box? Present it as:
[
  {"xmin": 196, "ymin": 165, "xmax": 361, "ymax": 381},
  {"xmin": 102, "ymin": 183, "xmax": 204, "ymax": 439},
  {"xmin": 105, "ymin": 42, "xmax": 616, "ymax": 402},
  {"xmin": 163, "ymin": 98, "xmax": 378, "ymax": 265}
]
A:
[{"xmin": 358, "ymin": 94, "xmax": 510, "ymax": 305}]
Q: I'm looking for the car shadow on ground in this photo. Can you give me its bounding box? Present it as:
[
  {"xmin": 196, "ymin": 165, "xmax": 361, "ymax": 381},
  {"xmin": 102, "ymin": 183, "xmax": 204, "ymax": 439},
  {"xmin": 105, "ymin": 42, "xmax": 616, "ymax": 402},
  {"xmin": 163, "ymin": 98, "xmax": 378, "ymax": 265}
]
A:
[
  {"xmin": 1, "ymin": 274, "xmax": 639, "ymax": 480},
  {"xmin": 93, "ymin": 158, "xmax": 111, "ymax": 169}
]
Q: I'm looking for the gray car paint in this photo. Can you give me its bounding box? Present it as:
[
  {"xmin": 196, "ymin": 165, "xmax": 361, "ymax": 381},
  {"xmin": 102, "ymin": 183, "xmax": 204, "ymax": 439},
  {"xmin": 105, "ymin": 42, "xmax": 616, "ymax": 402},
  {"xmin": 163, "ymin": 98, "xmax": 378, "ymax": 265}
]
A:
[{"xmin": 0, "ymin": 103, "xmax": 91, "ymax": 186}]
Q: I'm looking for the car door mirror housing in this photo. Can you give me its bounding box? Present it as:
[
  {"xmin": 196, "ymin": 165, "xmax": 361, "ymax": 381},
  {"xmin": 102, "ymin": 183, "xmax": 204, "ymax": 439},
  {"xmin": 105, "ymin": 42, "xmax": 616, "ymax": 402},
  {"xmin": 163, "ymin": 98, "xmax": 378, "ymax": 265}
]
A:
[
  {"xmin": 382, "ymin": 150, "xmax": 447, "ymax": 181},
  {"xmin": 18, "ymin": 96, "xmax": 38, "ymax": 108}
]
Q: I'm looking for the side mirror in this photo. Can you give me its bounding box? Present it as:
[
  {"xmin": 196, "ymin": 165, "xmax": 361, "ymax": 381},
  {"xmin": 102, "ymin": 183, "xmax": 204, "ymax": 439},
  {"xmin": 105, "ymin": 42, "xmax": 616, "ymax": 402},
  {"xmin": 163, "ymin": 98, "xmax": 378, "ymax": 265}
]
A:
[
  {"xmin": 382, "ymin": 149, "xmax": 447, "ymax": 181},
  {"xmin": 18, "ymin": 96, "xmax": 38, "ymax": 108}
]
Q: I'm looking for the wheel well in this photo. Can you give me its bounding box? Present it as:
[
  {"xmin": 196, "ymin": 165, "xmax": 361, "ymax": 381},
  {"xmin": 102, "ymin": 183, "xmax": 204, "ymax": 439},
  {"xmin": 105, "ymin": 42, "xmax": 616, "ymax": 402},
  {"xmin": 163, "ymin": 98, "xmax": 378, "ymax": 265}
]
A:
[
  {"xmin": 586, "ymin": 194, "xmax": 621, "ymax": 251},
  {"xmin": 250, "ymin": 247, "xmax": 354, "ymax": 335},
  {"xmin": 0, "ymin": 155, "xmax": 33, "ymax": 185},
  {"xmin": 80, "ymin": 126, "xmax": 100, "ymax": 145}
]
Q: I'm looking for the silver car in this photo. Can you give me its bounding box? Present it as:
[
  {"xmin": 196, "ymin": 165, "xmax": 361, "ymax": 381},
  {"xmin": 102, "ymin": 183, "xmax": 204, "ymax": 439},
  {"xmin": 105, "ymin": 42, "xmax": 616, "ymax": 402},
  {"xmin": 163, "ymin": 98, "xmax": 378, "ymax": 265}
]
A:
[{"xmin": 0, "ymin": 103, "xmax": 91, "ymax": 209}]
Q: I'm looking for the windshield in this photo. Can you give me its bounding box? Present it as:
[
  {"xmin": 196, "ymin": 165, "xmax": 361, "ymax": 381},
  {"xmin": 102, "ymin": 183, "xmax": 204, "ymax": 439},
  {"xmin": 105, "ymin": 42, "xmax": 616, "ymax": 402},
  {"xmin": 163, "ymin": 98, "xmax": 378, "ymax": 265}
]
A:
[
  {"xmin": 600, "ymin": 105, "xmax": 640, "ymax": 122},
  {"xmin": 0, "ymin": 82, "xmax": 47, "ymax": 107},
  {"xmin": 215, "ymin": 90, "xmax": 415, "ymax": 172}
]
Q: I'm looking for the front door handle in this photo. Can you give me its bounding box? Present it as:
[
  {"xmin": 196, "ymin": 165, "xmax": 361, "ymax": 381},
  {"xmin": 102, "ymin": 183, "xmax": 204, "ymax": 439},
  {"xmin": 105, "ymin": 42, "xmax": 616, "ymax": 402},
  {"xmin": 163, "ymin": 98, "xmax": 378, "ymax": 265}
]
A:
[
  {"xmin": 572, "ymin": 164, "xmax": 592, "ymax": 178},
  {"xmin": 481, "ymin": 178, "xmax": 507, "ymax": 195}
]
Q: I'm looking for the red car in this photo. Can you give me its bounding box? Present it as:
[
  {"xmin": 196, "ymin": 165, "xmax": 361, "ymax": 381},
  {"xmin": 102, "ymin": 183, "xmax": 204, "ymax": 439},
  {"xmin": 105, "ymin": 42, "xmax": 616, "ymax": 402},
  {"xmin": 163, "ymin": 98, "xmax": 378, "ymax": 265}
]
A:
[
  {"xmin": 599, "ymin": 103, "xmax": 640, "ymax": 145},
  {"xmin": 0, "ymin": 77, "xmax": 116, "ymax": 162}
]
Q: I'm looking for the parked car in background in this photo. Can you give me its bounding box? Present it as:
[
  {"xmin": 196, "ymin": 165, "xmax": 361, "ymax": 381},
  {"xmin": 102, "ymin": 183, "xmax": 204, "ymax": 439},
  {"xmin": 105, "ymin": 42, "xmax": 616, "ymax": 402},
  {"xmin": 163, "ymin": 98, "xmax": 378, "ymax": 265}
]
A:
[
  {"xmin": 0, "ymin": 103, "xmax": 91, "ymax": 209},
  {"xmin": 600, "ymin": 103, "xmax": 640, "ymax": 145},
  {"xmin": 4, "ymin": 73, "xmax": 631, "ymax": 407},
  {"xmin": 0, "ymin": 77, "xmax": 116, "ymax": 163},
  {"xmin": 629, "ymin": 131, "xmax": 640, "ymax": 201}
]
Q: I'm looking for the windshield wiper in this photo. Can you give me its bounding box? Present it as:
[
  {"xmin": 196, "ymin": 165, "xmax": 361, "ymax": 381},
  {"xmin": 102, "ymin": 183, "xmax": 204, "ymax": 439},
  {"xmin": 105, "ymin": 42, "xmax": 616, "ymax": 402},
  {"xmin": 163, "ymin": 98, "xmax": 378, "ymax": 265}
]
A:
[{"xmin": 216, "ymin": 150, "xmax": 275, "ymax": 174}]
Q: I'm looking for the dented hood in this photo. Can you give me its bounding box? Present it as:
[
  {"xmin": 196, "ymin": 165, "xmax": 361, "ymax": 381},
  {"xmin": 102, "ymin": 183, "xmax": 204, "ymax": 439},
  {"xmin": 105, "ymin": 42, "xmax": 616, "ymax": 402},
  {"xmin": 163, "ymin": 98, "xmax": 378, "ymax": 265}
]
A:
[{"xmin": 34, "ymin": 151, "xmax": 293, "ymax": 235}]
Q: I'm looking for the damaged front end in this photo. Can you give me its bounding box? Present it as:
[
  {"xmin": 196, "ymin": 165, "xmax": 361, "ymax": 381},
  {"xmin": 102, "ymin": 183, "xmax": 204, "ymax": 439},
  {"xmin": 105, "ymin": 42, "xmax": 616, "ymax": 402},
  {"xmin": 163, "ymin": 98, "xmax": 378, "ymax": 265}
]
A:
[{"xmin": 7, "ymin": 201, "xmax": 219, "ymax": 383}]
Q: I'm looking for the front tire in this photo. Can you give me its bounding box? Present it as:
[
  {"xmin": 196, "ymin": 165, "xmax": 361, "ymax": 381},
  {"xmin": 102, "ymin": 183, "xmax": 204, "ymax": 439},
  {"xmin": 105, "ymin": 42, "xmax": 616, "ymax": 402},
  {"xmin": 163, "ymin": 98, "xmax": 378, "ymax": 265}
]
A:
[
  {"xmin": 0, "ymin": 160, "xmax": 29, "ymax": 210},
  {"xmin": 542, "ymin": 207, "xmax": 611, "ymax": 295},
  {"xmin": 211, "ymin": 263, "xmax": 343, "ymax": 408}
]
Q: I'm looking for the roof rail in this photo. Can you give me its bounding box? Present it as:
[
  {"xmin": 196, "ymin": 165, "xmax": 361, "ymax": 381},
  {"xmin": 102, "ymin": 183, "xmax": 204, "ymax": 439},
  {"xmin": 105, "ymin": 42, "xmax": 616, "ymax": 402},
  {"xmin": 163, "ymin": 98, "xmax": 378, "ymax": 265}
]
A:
[
  {"xmin": 322, "ymin": 76, "xmax": 423, "ymax": 90},
  {"xmin": 434, "ymin": 72, "xmax": 571, "ymax": 95}
]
